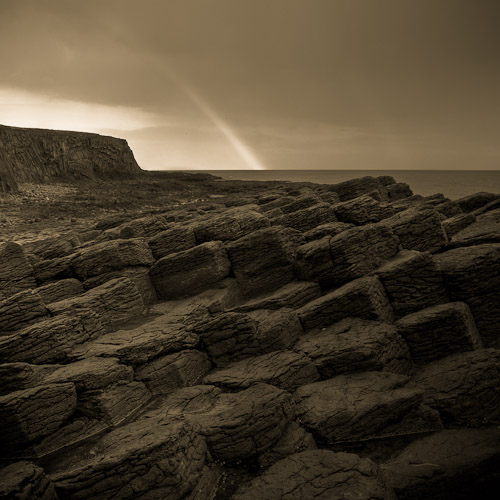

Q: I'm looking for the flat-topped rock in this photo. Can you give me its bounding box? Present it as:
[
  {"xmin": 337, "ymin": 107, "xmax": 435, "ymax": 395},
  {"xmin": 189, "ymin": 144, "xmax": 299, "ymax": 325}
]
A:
[
  {"xmin": 48, "ymin": 277, "xmax": 144, "ymax": 326},
  {"xmin": 442, "ymin": 212, "xmax": 476, "ymax": 237},
  {"xmin": 203, "ymin": 350, "xmax": 319, "ymax": 391},
  {"xmin": 396, "ymin": 302, "xmax": 482, "ymax": 365},
  {"xmin": 329, "ymin": 176, "xmax": 388, "ymax": 201},
  {"xmin": 135, "ymin": 349, "xmax": 211, "ymax": 394},
  {"xmin": 302, "ymin": 221, "xmax": 353, "ymax": 241},
  {"xmin": 384, "ymin": 207, "xmax": 448, "ymax": 252},
  {"xmin": 0, "ymin": 461, "xmax": 59, "ymax": 500},
  {"xmin": 232, "ymin": 281, "xmax": 321, "ymax": 312},
  {"xmin": 448, "ymin": 208, "xmax": 500, "ymax": 247},
  {"xmin": 295, "ymin": 318, "xmax": 412, "ymax": 378},
  {"xmin": 297, "ymin": 276, "xmax": 394, "ymax": 332},
  {"xmin": 99, "ymin": 214, "xmax": 169, "ymax": 240},
  {"xmin": 0, "ymin": 242, "xmax": 37, "ymax": 300},
  {"xmin": 234, "ymin": 450, "xmax": 396, "ymax": 500},
  {"xmin": 0, "ymin": 289, "xmax": 48, "ymax": 334},
  {"xmin": 381, "ymin": 427, "xmax": 500, "ymax": 500},
  {"xmin": 71, "ymin": 315, "xmax": 199, "ymax": 365},
  {"xmin": 0, "ymin": 383, "xmax": 77, "ymax": 453},
  {"xmin": 43, "ymin": 357, "xmax": 133, "ymax": 391},
  {"xmin": 147, "ymin": 225, "xmax": 196, "ymax": 259},
  {"xmin": 22, "ymin": 234, "xmax": 80, "ymax": 260},
  {"xmin": 32, "ymin": 255, "xmax": 74, "ymax": 284},
  {"xmin": 71, "ymin": 238, "xmax": 154, "ymax": 280},
  {"xmin": 50, "ymin": 416, "xmax": 208, "ymax": 500},
  {"xmin": 36, "ymin": 278, "xmax": 84, "ymax": 305},
  {"xmin": 295, "ymin": 371, "xmax": 423, "ymax": 443},
  {"xmin": 374, "ymin": 250, "xmax": 449, "ymax": 318},
  {"xmin": 333, "ymin": 194, "xmax": 394, "ymax": 225},
  {"xmin": 150, "ymin": 241, "xmax": 231, "ymax": 300},
  {"xmin": 226, "ymin": 226, "xmax": 304, "ymax": 296},
  {"xmin": 0, "ymin": 310, "xmax": 104, "ymax": 364},
  {"xmin": 0, "ymin": 362, "xmax": 58, "ymax": 396},
  {"xmin": 435, "ymin": 243, "xmax": 500, "ymax": 346},
  {"xmin": 412, "ymin": 348, "xmax": 500, "ymax": 426}
]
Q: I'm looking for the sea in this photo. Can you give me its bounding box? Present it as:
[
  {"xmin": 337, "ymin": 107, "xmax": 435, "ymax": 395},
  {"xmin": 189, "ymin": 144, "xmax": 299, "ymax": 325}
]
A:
[{"xmin": 203, "ymin": 170, "xmax": 500, "ymax": 201}]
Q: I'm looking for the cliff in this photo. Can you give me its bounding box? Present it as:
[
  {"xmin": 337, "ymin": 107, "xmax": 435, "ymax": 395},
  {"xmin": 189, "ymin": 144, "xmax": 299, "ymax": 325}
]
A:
[{"xmin": 0, "ymin": 124, "xmax": 142, "ymax": 190}]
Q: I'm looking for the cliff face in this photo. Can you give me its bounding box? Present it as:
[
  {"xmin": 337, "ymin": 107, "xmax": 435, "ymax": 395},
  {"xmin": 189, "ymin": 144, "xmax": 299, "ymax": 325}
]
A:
[{"xmin": 0, "ymin": 125, "xmax": 142, "ymax": 190}]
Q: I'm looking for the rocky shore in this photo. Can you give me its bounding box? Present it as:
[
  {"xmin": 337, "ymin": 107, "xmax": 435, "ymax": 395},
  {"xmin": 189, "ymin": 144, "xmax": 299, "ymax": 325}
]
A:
[{"xmin": 1, "ymin": 171, "xmax": 499, "ymax": 499}]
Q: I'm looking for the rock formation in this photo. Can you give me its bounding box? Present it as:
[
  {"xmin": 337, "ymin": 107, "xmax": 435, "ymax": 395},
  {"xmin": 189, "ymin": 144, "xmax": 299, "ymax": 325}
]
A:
[{"xmin": 0, "ymin": 169, "xmax": 499, "ymax": 499}]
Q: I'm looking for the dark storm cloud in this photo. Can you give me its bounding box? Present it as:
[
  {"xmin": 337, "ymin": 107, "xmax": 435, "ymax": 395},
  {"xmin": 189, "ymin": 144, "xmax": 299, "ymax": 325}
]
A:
[{"xmin": 1, "ymin": 0, "xmax": 499, "ymax": 169}]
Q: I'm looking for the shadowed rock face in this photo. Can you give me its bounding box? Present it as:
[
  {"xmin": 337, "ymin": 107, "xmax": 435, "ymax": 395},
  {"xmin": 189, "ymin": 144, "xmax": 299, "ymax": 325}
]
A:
[{"xmin": 0, "ymin": 124, "xmax": 142, "ymax": 187}]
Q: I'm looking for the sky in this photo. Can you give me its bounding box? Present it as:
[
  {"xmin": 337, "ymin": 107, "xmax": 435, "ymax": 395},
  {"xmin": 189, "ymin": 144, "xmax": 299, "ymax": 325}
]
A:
[{"xmin": 0, "ymin": 0, "xmax": 499, "ymax": 171}]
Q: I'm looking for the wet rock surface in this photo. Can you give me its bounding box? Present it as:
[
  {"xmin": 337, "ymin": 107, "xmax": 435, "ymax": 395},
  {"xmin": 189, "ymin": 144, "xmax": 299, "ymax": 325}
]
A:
[{"xmin": 1, "ymin": 172, "xmax": 499, "ymax": 499}]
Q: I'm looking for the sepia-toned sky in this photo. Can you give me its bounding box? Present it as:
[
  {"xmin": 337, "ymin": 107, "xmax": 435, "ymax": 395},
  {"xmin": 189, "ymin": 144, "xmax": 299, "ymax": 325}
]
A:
[{"xmin": 1, "ymin": 0, "xmax": 499, "ymax": 170}]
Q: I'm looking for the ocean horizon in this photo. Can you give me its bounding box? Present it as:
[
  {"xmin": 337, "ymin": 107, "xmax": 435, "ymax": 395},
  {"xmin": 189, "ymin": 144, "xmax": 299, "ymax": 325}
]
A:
[{"xmin": 199, "ymin": 170, "xmax": 500, "ymax": 200}]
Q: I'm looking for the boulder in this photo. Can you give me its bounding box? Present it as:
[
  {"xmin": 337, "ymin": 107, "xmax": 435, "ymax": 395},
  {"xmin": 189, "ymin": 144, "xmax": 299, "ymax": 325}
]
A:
[
  {"xmin": 297, "ymin": 276, "xmax": 394, "ymax": 332},
  {"xmin": 203, "ymin": 350, "xmax": 319, "ymax": 391},
  {"xmin": 377, "ymin": 175, "xmax": 397, "ymax": 186},
  {"xmin": 0, "ymin": 362, "xmax": 58, "ymax": 396},
  {"xmin": 43, "ymin": 357, "xmax": 133, "ymax": 391},
  {"xmin": 48, "ymin": 277, "xmax": 144, "ymax": 326},
  {"xmin": 373, "ymin": 250, "xmax": 449, "ymax": 318},
  {"xmin": 71, "ymin": 239, "xmax": 154, "ymax": 280},
  {"xmin": 150, "ymin": 241, "xmax": 231, "ymax": 300},
  {"xmin": 232, "ymin": 281, "xmax": 322, "ymax": 312},
  {"xmin": 100, "ymin": 214, "xmax": 170, "ymax": 239},
  {"xmin": 412, "ymin": 348, "xmax": 500, "ymax": 426},
  {"xmin": 435, "ymin": 243, "xmax": 500, "ymax": 346},
  {"xmin": 271, "ymin": 203, "xmax": 337, "ymax": 231},
  {"xmin": 294, "ymin": 224, "xmax": 399, "ymax": 287},
  {"xmin": 0, "ymin": 310, "xmax": 104, "ymax": 364},
  {"xmin": 257, "ymin": 422, "xmax": 317, "ymax": 468},
  {"xmin": 278, "ymin": 194, "xmax": 324, "ymax": 214},
  {"xmin": 0, "ymin": 461, "xmax": 59, "ymax": 500},
  {"xmin": 32, "ymin": 255, "xmax": 74, "ymax": 284},
  {"xmin": 0, "ymin": 290, "xmax": 48, "ymax": 334},
  {"xmin": 71, "ymin": 315, "xmax": 199, "ymax": 366},
  {"xmin": 35, "ymin": 278, "xmax": 84, "ymax": 305},
  {"xmin": 318, "ymin": 191, "xmax": 341, "ymax": 204},
  {"xmin": 295, "ymin": 318, "xmax": 412, "ymax": 378},
  {"xmin": 302, "ymin": 221, "xmax": 353, "ymax": 241},
  {"xmin": 448, "ymin": 208, "xmax": 500, "ymax": 247},
  {"xmin": 234, "ymin": 450, "xmax": 396, "ymax": 500},
  {"xmin": 333, "ymin": 194, "xmax": 394, "ymax": 225},
  {"xmin": 77, "ymin": 381, "xmax": 151, "ymax": 424},
  {"xmin": 396, "ymin": 302, "xmax": 482, "ymax": 365},
  {"xmin": 442, "ymin": 212, "xmax": 476, "ymax": 237},
  {"xmin": 384, "ymin": 208, "xmax": 448, "ymax": 252},
  {"xmin": 154, "ymin": 383, "xmax": 296, "ymax": 462},
  {"xmin": 0, "ymin": 242, "xmax": 36, "ymax": 300},
  {"xmin": 147, "ymin": 225, "xmax": 197, "ymax": 259},
  {"xmin": 455, "ymin": 191, "xmax": 500, "ymax": 212},
  {"xmin": 135, "ymin": 350, "xmax": 211, "ymax": 394},
  {"xmin": 51, "ymin": 416, "xmax": 208, "ymax": 500},
  {"xmin": 226, "ymin": 226, "xmax": 304, "ymax": 296},
  {"xmin": 295, "ymin": 371, "xmax": 423, "ymax": 443},
  {"xmin": 0, "ymin": 383, "xmax": 77, "ymax": 451},
  {"xmin": 433, "ymin": 200, "xmax": 463, "ymax": 218},
  {"xmin": 381, "ymin": 427, "xmax": 500, "ymax": 500},
  {"xmin": 193, "ymin": 208, "xmax": 270, "ymax": 243}
]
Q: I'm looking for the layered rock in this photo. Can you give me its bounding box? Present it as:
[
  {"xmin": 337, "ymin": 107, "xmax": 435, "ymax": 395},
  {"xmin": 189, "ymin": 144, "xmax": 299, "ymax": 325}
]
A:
[
  {"xmin": 147, "ymin": 225, "xmax": 197, "ymax": 259},
  {"xmin": 0, "ymin": 461, "xmax": 59, "ymax": 500},
  {"xmin": 0, "ymin": 362, "xmax": 58, "ymax": 396},
  {"xmin": 333, "ymin": 194, "xmax": 394, "ymax": 225},
  {"xmin": 442, "ymin": 212, "xmax": 476, "ymax": 237},
  {"xmin": 381, "ymin": 427, "xmax": 500, "ymax": 500},
  {"xmin": 435, "ymin": 243, "xmax": 500, "ymax": 346},
  {"xmin": 412, "ymin": 349, "xmax": 500, "ymax": 426},
  {"xmin": 297, "ymin": 276, "xmax": 394, "ymax": 332},
  {"xmin": 22, "ymin": 234, "xmax": 80, "ymax": 260},
  {"xmin": 150, "ymin": 241, "xmax": 231, "ymax": 300},
  {"xmin": 295, "ymin": 318, "xmax": 412, "ymax": 378},
  {"xmin": 226, "ymin": 226, "xmax": 304, "ymax": 296},
  {"xmin": 36, "ymin": 278, "xmax": 84, "ymax": 305},
  {"xmin": 271, "ymin": 202, "xmax": 337, "ymax": 231},
  {"xmin": 0, "ymin": 290, "xmax": 48, "ymax": 334},
  {"xmin": 234, "ymin": 450, "xmax": 396, "ymax": 500},
  {"xmin": 396, "ymin": 302, "xmax": 482, "ymax": 365},
  {"xmin": 0, "ymin": 242, "xmax": 37, "ymax": 299},
  {"xmin": 448, "ymin": 208, "xmax": 500, "ymax": 247},
  {"xmin": 373, "ymin": 250, "xmax": 449, "ymax": 318}
]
